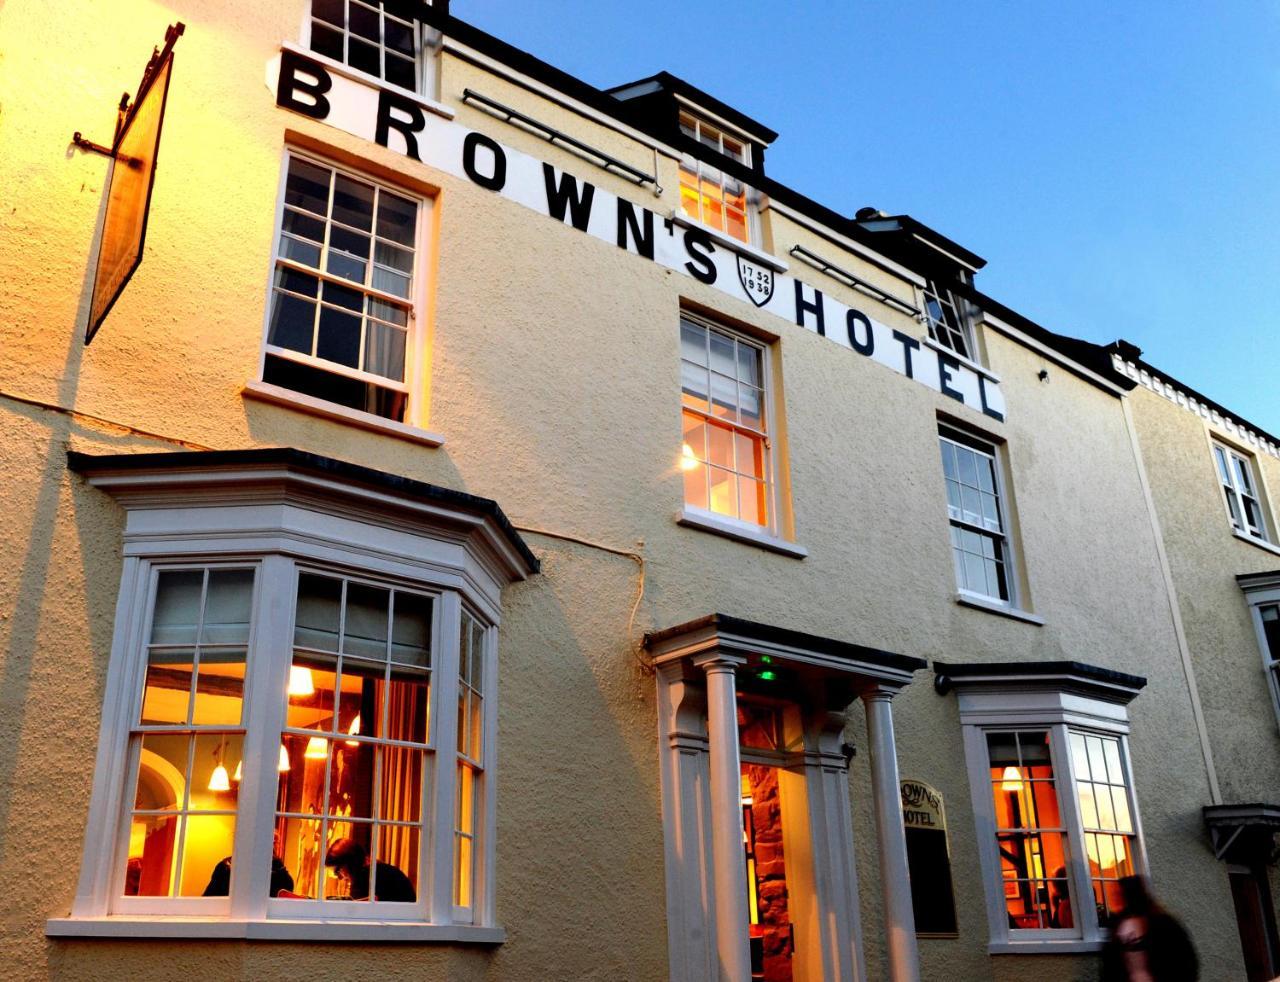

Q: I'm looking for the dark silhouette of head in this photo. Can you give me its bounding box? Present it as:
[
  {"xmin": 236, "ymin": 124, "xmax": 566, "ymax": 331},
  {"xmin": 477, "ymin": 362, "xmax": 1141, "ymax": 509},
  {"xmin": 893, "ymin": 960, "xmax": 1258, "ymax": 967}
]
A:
[
  {"xmin": 325, "ymin": 837, "xmax": 368, "ymax": 877},
  {"xmin": 1117, "ymin": 875, "xmax": 1156, "ymax": 917}
]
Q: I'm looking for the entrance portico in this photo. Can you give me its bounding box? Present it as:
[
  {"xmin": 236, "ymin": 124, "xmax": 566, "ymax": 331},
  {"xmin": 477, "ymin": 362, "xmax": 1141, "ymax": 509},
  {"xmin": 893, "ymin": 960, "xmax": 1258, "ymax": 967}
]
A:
[{"xmin": 646, "ymin": 614, "xmax": 926, "ymax": 982}]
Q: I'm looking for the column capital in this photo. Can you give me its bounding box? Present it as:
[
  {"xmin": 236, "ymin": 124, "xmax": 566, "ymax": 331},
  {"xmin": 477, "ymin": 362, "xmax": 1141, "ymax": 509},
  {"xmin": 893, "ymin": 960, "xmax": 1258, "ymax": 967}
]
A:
[
  {"xmin": 860, "ymin": 682, "xmax": 900, "ymax": 704},
  {"xmin": 692, "ymin": 650, "xmax": 748, "ymax": 673}
]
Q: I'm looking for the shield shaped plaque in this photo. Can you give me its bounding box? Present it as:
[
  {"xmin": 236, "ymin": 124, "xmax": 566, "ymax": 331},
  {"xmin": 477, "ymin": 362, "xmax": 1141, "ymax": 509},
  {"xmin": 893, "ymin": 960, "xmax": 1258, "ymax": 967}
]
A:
[{"xmin": 736, "ymin": 255, "xmax": 775, "ymax": 308}]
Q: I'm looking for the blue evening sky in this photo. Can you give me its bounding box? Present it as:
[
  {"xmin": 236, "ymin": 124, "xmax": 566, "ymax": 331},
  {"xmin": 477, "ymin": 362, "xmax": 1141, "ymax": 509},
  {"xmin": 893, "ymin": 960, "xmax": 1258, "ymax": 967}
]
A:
[{"xmin": 462, "ymin": 1, "xmax": 1280, "ymax": 430}]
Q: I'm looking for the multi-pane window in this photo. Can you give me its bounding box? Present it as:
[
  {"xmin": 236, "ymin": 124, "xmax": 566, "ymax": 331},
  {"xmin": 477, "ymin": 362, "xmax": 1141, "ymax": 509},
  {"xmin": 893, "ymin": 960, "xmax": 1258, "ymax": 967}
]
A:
[
  {"xmin": 922, "ymin": 281, "xmax": 973, "ymax": 360},
  {"xmin": 309, "ymin": 0, "xmax": 421, "ymax": 91},
  {"xmin": 677, "ymin": 112, "xmax": 753, "ymax": 244},
  {"xmin": 126, "ymin": 568, "xmax": 253, "ymax": 900},
  {"xmin": 263, "ymin": 154, "xmax": 419, "ymax": 423},
  {"xmin": 1213, "ymin": 443, "xmax": 1269, "ymax": 541},
  {"xmin": 940, "ymin": 429, "xmax": 1012, "ymax": 603},
  {"xmin": 981, "ymin": 728, "xmax": 1142, "ymax": 939},
  {"xmin": 986, "ymin": 732, "xmax": 1074, "ymax": 932},
  {"xmin": 680, "ymin": 315, "xmax": 771, "ymax": 528},
  {"xmin": 453, "ymin": 610, "xmax": 486, "ymax": 917},
  {"xmin": 278, "ymin": 572, "xmax": 433, "ymax": 905},
  {"xmin": 1068, "ymin": 731, "xmax": 1137, "ymax": 924}
]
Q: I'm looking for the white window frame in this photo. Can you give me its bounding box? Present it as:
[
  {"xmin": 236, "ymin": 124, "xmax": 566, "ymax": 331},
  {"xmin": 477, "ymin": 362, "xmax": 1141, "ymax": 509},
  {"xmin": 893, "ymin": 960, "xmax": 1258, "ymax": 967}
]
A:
[
  {"xmin": 301, "ymin": 0, "xmax": 440, "ymax": 102},
  {"xmin": 940, "ymin": 426, "xmax": 1019, "ymax": 609},
  {"xmin": 51, "ymin": 452, "xmax": 532, "ymax": 941},
  {"xmin": 678, "ymin": 311, "xmax": 778, "ymax": 537},
  {"xmin": 947, "ymin": 668, "xmax": 1148, "ymax": 954},
  {"xmin": 676, "ymin": 110, "xmax": 759, "ymax": 246},
  {"xmin": 1213, "ymin": 440, "xmax": 1270, "ymax": 542},
  {"xmin": 921, "ymin": 280, "xmax": 976, "ymax": 361},
  {"xmin": 255, "ymin": 150, "xmax": 433, "ymax": 432},
  {"xmin": 1240, "ymin": 573, "xmax": 1280, "ymax": 732}
]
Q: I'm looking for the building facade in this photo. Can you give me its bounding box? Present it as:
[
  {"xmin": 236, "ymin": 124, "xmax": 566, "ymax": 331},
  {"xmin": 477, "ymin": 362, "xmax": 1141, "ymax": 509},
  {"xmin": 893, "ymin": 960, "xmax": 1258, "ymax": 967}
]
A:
[{"xmin": 0, "ymin": 1, "xmax": 1275, "ymax": 979}]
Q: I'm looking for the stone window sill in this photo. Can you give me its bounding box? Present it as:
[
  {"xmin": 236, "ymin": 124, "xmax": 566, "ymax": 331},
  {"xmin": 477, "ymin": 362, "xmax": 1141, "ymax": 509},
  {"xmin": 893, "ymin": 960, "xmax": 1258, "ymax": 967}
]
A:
[
  {"xmin": 677, "ymin": 507, "xmax": 808, "ymax": 558},
  {"xmin": 956, "ymin": 591, "xmax": 1045, "ymax": 625},
  {"xmin": 243, "ymin": 381, "xmax": 445, "ymax": 448},
  {"xmin": 46, "ymin": 916, "xmax": 504, "ymax": 943},
  {"xmin": 988, "ymin": 938, "xmax": 1104, "ymax": 955},
  {"xmin": 667, "ymin": 212, "xmax": 788, "ymax": 272},
  {"xmin": 921, "ymin": 335, "xmax": 1000, "ymax": 383}
]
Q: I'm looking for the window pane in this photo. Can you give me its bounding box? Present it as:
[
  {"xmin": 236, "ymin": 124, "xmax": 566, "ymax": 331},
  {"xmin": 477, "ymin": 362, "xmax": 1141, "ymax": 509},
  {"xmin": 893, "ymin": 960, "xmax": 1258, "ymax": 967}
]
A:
[
  {"xmin": 332, "ymin": 176, "xmax": 375, "ymax": 232},
  {"xmin": 385, "ymin": 56, "xmax": 415, "ymax": 93},
  {"xmin": 340, "ymin": 658, "xmax": 385, "ymax": 740},
  {"xmin": 151, "ymin": 571, "xmax": 204, "ymax": 645},
  {"xmin": 285, "ymin": 159, "xmax": 331, "ymax": 217},
  {"xmin": 328, "ymin": 739, "xmax": 376, "ymax": 819},
  {"xmin": 191, "ymin": 732, "xmax": 242, "ymax": 808},
  {"xmin": 380, "ymin": 746, "xmax": 425, "ymax": 823},
  {"xmin": 125, "ymin": 814, "xmax": 179, "ymax": 896},
  {"xmin": 708, "ymin": 466, "xmax": 737, "ymax": 518},
  {"xmin": 683, "ymin": 460, "xmax": 709, "ymax": 511},
  {"xmin": 295, "ymin": 574, "xmax": 341, "ymax": 651},
  {"xmin": 202, "ymin": 570, "xmax": 254, "ymax": 644},
  {"xmin": 135, "ymin": 733, "xmax": 189, "ymax": 810},
  {"xmin": 316, "ymin": 306, "xmax": 362, "ymax": 369},
  {"xmin": 681, "ymin": 361, "xmax": 709, "ymax": 411},
  {"xmin": 375, "ymin": 825, "xmax": 420, "ymax": 900},
  {"xmin": 707, "ymin": 421, "xmax": 734, "ymax": 470},
  {"xmin": 178, "ymin": 815, "xmax": 238, "ymax": 897},
  {"xmin": 387, "ymin": 666, "xmax": 430, "ymax": 744},
  {"xmin": 278, "ymin": 815, "xmax": 323, "ymax": 899},
  {"xmin": 364, "ymin": 321, "xmax": 406, "ymax": 381},
  {"xmin": 738, "ymin": 476, "xmax": 765, "ymax": 526},
  {"xmin": 191, "ymin": 648, "xmax": 246, "ymax": 726},
  {"xmin": 377, "ymin": 191, "xmax": 417, "ymax": 246},
  {"xmin": 710, "ymin": 372, "xmax": 737, "ymax": 421},
  {"xmin": 709, "ymin": 330, "xmax": 736, "ymax": 377},
  {"xmin": 344, "ymin": 583, "xmax": 390, "ymax": 658},
  {"xmin": 391, "ymin": 593, "xmax": 432, "ymax": 667},
  {"xmin": 286, "ymin": 653, "xmax": 337, "ymax": 730},
  {"xmin": 269, "ymin": 292, "xmax": 316, "ymax": 354},
  {"xmin": 681, "ymin": 320, "xmax": 707, "ymax": 365},
  {"xmin": 310, "ymin": 21, "xmax": 344, "ymax": 60},
  {"xmin": 735, "ymin": 431, "xmax": 765, "ymax": 481},
  {"xmin": 142, "ymin": 649, "xmax": 194, "ymax": 725},
  {"xmin": 349, "ymin": 1, "xmax": 380, "ymax": 42}
]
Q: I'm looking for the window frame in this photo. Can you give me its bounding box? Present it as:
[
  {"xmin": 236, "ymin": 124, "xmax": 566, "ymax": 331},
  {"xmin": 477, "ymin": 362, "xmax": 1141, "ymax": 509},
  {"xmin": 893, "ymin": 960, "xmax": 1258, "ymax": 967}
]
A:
[
  {"xmin": 946, "ymin": 666, "xmax": 1149, "ymax": 953},
  {"xmin": 54, "ymin": 450, "xmax": 534, "ymax": 941},
  {"xmin": 921, "ymin": 280, "xmax": 976, "ymax": 361},
  {"xmin": 1240, "ymin": 574, "xmax": 1280, "ymax": 733},
  {"xmin": 256, "ymin": 149, "xmax": 433, "ymax": 431},
  {"xmin": 1213, "ymin": 440, "xmax": 1271, "ymax": 543},
  {"xmin": 676, "ymin": 110, "xmax": 759, "ymax": 246},
  {"xmin": 301, "ymin": 0, "xmax": 439, "ymax": 102},
  {"xmin": 939, "ymin": 425, "xmax": 1019, "ymax": 609},
  {"xmin": 678, "ymin": 311, "xmax": 778, "ymax": 535}
]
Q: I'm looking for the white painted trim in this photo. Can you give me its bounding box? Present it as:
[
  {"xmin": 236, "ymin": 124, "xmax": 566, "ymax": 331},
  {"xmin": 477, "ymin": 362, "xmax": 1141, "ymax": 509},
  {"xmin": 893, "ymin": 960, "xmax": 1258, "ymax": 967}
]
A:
[
  {"xmin": 667, "ymin": 210, "xmax": 787, "ymax": 272},
  {"xmin": 1239, "ymin": 582, "xmax": 1280, "ymax": 734},
  {"xmin": 45, "ymin": 917, "xmax": 504, "ymax": 942},
  {"xmin": 1232, "ymin": 529, "xmax": 1280, "ymax": 557},
  {"xmin": 671, "ymin": 92, "xmax": 772, "ymax": 148},
  {"xmin": 908, "ymin": 230, "xmax": 979, "ymax": 274},
  {"xmin": 1119, "ymin": 398, "xmax": 1222, "ymax": 804},
  {"xmin": 243, "ymin": 380, "xmax": 446, "ymax": 446},
  {"xmin": 676, "ymin": 508, "xmax": 808, "ymax": 559},
  {"xmin": 921, "ymin": 335, "xmax": 1000, "ymax": 383},
  {"xmin": 1114, "ymin": 354, "xmax": 1280, "ymax": 460},
  {"xmin": 955, "ymin": 592, "xmax": 1044, "ymax": 625},
  {"xmin": 987, "ymin": 939, "xmax": 1105, "ymax": 955}
]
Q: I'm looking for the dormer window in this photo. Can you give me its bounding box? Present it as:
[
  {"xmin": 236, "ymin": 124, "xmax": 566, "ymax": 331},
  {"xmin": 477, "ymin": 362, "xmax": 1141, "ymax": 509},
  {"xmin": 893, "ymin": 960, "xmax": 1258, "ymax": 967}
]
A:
[
  {"xmin": 677, "ymin": 111, "xmax": 754, "ymax": 245},
  {"xmin": 923, "ymin": 280, "xmax": 975, "ymax": 361}
]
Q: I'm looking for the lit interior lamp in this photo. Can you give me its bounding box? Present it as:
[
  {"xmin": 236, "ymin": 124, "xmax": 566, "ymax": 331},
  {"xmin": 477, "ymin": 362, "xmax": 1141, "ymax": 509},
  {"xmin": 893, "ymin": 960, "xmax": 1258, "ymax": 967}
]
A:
[
  {"xmin": 304, "ymin": 735, "xmax": 328, "ymax": 760},
  {"xmin": 345, "ymin": 715, "xmax": 361, "ymax": 746},
  {"xmin": 1001, "ymin": 766, "xmax": 1023, "ymax": 792},
  {"xmin": 278, "ymin": 744, "xmax": 291, "ymax": 772},
  {"xmin": 288, "ymin": 665, "xmax": 316, "ymax": 697},
  {"xmin": 209, "ymin": 762, "xmax": 231, "ymax": 792},
  {"xmin": 232, "ymin": 760, "xmax": 243, "ymax": 783},
  {"xmin": 680, "ymin": 442, "xmax": 699, "ymax": 471}
]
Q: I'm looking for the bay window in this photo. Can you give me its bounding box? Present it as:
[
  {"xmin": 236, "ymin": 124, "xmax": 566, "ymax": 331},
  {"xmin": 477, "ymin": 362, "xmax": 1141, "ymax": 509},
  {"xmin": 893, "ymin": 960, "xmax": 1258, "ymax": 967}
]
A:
[
  {"xmin": 1238, "ymin": 571, "xmax": 1280, "ymax": 731},
  {"xmin": 53, "ymin": 448, "xmax": 536, "ymax": 940},
  {"xmin": 937, "ymin": 660, "xmax": 1148, "ymax": 952}
]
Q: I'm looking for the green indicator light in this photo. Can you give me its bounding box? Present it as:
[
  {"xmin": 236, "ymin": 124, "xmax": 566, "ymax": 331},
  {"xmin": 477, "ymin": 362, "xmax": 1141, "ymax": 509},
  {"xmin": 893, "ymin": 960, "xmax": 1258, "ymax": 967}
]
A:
[
  {"xmin": 760, "ymin": 655, "xmax": 773, "ymax": 665},
  {"xmin": 758, "ymin": 670, "xmax": 777, "ymax": 682}
]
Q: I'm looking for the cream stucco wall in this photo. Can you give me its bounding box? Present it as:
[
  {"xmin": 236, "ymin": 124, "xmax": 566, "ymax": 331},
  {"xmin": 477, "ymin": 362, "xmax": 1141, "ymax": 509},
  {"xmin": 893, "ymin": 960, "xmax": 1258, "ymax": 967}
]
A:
[{"xmin": 0, "ymin": 1, "xmax": 1256, "ymax": 978}]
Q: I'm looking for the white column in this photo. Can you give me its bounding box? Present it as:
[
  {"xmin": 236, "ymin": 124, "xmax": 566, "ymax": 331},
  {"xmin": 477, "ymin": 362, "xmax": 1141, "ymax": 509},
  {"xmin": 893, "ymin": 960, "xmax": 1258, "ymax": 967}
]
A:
[
  {"xmin": 695, "ymin": 651, "xmax": 751, "ymax": 982},
  {"xmin": 862, "ymin": 686, "xmax": 919, "ymax": 982}
]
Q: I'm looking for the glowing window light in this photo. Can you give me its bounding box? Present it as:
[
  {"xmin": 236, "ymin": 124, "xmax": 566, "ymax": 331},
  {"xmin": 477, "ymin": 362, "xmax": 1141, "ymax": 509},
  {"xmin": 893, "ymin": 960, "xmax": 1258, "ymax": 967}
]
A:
[
  {"xmin": 278, "ymin": 744, "xmax": 291, "ymax": 772},
  {"xmin": 232, "ymin": 760, "xmax": 243, "ymax": 783},
  {"xmin": 288, "ymin": 665, "xmax": 315, "ymax": 697},
  {"xmin": 1001, "ymin": 766, "xmax": 1023, "ymax": 793},
  {"xmin": 681, "ymin": 442, "xmax": 699, "ymax": 471},
  {"xmin": 304, "ymin": 735, "xmax": 328, "ymax": 760},
  {"xmin": 208, "ymin": 763, "xmax": 231, "ymax": 792},
  {"xmin": 345, "ymin": 715, "xmax": 361, "ymax": 747}
]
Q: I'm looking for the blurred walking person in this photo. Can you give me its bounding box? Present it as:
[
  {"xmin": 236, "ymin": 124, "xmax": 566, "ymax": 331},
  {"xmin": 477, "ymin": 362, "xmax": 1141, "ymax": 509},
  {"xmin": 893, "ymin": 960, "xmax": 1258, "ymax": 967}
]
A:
[{"xmin": 1102, "ymin": 875, "xmax": 1198, "ymax": 981}]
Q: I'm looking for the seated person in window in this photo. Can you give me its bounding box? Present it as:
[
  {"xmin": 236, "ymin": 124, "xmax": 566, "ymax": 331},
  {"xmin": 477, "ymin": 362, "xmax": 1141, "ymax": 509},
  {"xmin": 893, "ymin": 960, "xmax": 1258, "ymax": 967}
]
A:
[
  {"xmin": 325, "ymin": 837, "xmax": 416, "ymax": 902},
  {"xmin": 1049, "ymin": 867, "xmax": 1074, "ymax": 929},
  {"xmin": 202, "ymin": 831, "xmax": 295, "ymax": 898}
]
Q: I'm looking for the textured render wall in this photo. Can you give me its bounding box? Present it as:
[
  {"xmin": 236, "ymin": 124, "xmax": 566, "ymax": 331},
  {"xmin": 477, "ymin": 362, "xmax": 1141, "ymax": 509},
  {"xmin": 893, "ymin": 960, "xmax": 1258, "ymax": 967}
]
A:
[
  {"xmin": 0, "ymin": 0, "xmax": 1247, "ymax": 979},
  {"xmin": 1126, "ymin": 384, "xmax": 1280, "ymax": 806}
]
